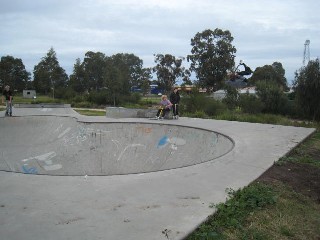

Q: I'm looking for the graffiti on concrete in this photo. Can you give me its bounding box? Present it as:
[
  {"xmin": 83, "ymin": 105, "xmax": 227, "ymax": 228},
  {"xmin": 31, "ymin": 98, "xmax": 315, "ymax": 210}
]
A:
[{"xmin": 21, "ymin": 151, "xmax": 62, "ymax": 173}]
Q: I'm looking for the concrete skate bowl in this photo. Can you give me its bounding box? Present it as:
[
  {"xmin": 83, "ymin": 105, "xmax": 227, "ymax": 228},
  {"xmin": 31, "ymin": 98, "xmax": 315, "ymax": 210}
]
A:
[{"xmin": 0, "ymin": 116, "xmax": 234, "ymax": 176}]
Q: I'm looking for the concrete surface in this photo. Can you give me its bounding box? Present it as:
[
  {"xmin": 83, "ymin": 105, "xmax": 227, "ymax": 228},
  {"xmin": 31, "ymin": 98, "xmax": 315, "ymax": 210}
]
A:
[
  {"xmin": 0, "ymin": 116, "xmax": 234, "ymax": 176},
  {"xmin": 0, "ymin": 107, "xmax": 316, "ymax": 240},
  {"xmin": 106, "ymin": 107, "xmax": 157, "ymax": 118}
]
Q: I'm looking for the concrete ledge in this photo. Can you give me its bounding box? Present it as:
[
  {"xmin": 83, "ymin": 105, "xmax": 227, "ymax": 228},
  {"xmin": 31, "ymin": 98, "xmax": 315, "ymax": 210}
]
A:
[
  {"xmin": 14, "ymin": 103, "xmax": 71, "ymax": 108},
  {"xmin": 106, "ymin": 107, "xmax": 157, "ymax": 118}
]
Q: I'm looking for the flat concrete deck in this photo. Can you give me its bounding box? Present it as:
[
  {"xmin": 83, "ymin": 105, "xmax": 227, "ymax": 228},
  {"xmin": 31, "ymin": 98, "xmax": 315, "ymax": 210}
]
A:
[{"xmin": 0, "ymin": 107, "xmax": 315, "ymax": 240}]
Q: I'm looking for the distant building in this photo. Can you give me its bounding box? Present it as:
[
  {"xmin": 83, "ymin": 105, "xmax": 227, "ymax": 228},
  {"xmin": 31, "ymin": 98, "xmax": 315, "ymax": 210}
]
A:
[
  {"xmin": 211, "ymin": 87, "xmax": 256, "ymax": 100},
  {"xmin": 131, "ymin": 86, "xmax": 142, "ymax": 93},
  {"xmin": 150, "ymin": 84, "xmax": 163, "ymax": 95},
  {"xmin": 212, "ymin": 90, "xmax": 227, "ymax": 100},
  {"xmin": 239, "ymin": 87, "xmax": 256, "ymax": 95},
  {"xmin": 23, "ymin": 90, "xmax": 36, "ymax": 99}
]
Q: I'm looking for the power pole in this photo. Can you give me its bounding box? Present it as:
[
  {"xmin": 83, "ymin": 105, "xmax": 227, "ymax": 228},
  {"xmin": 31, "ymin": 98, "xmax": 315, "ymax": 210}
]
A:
[{"xmin": 303, "ymin": 39, "xmax": 310, "ymax": 66}]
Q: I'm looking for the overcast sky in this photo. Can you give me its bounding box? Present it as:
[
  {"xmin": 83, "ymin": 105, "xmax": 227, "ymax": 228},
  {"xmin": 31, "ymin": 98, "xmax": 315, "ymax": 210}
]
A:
[{"xmin": 1, "ymin": 0, "xmax": 319, "ymax": 85}]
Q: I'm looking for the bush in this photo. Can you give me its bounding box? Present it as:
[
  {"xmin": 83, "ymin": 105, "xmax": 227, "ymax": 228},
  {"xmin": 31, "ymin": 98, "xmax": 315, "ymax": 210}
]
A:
[
  {"xmin": 180, "ymin": 91, "xmax": 208, "ymax": 113},
  {"xmin": 180, "ymin": 92, "xmax": 227, "ymax": 117},
  {"xmin": 88, "ymin": 90, "xmax": 110, "ymax": 105},
  {"xmin": 294, "ymin": 58, "xmax": 320, "ymax": 121},
  {"xmin": 280, "ymin": 99, "xmax": 303, "ymax": 119},
  {"xmin": 223, "ymin": 85, "xmax": 239, "ymax": 110},
  {"xmin": 183, "ymin": 110, "xmax": 208, "ymax": 118},
  {"xmin": 119, "ymin": 93, "xmax": 141, "ymax": 105},
  {"xmin": 71, "ymin": 101, "xmax": 92, "ymax": 108},
  {"xmin": 256, "ymin": 81, "xmax": 289, "ymax": 114},
  {"xmin": 71, "ymin": 95, "xmax": 88, "ymax": 103},
  {"xmin": 239, "ymin": 93, "xmax": 264, "ymax": 114},
  {"xmin": 204, "ymin": 99, "xmax": 227, "ymax": 116}
]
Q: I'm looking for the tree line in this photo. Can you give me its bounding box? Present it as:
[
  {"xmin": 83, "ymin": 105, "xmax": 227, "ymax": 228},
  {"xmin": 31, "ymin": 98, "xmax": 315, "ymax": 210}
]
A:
[{"xmin": 0, "ymin": 28, "xmax": 319, "ymax": 120}]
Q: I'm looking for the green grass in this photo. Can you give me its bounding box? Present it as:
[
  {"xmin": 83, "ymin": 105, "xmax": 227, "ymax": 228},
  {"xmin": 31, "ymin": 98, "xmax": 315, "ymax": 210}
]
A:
[
  {"xmin": 138, "ymin": 96, "xmax": 161, "ymax": 107},
  {"xmin": 212, "ymin": 111, "xmax": 320, "ymax": 129},
  {"xmin": 13, "ymin": 95, "xmax": 62, "ymax": 104},
  {"xmin": 220, "ymin": 182, "xmax": 320, "ymax": 240},
  {"xmin": 74, "ymin": 109, "xmax": 106, "ymax": 116},
  {"xmin": 187, "ymin": 183, "xmax": 278, "ymax": 240},
  {"xmin": 141, "ymin": 96, "xmax": 161, "ymax": 104},
  {"xmin": 277, "ymin": 131, "xmax": 320, "ymax": 167},
  {"xmin": 186, "ymin": 131, "xmax": 320, "ymax": 240}
]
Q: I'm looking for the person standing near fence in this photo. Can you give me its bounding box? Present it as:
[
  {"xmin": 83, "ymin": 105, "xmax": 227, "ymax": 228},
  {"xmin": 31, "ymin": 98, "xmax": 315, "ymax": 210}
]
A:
[
  {"xmin": 170, "ymin": 87, "xmax": 180, "ymax": 119},
  {"xmin": 2, "ymin": 85, "xmax": 13, "ymax": 116}
]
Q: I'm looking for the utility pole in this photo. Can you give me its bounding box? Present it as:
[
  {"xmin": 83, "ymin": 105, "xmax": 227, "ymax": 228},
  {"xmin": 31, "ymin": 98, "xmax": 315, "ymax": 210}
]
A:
[{"xmin": 303, "ymin": 39, "xmax": 310, "ymax": 66}]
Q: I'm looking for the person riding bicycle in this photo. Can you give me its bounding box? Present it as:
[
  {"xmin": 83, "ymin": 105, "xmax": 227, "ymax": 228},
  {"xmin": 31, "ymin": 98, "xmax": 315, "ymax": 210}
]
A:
[
  {"xmin": 156, "ymin": 95, "xmax": 172, "ymax": 119},
  {"xmin": 236, "ymin": 61, "xmax": 253, "ymax": 80},
  {"xmin": 226, "ymin": 61, "xmax": 253, "ymax": 88}
]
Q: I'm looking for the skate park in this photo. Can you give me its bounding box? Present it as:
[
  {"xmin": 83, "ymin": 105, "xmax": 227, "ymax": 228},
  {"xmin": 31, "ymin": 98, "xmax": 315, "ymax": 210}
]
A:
[{"xmin": 0, "ymin": 106, "xmax": 315, "ymax": 240}]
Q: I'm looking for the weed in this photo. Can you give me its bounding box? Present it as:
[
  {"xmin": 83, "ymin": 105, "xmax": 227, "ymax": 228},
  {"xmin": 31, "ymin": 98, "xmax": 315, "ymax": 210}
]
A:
[
  {"xmin": 187, "ymin": 130, "xmax": 320, "ymax": 240},
  {"xmin": 186, "ymin": 183, "xmax": 277, "ymax": 239}
]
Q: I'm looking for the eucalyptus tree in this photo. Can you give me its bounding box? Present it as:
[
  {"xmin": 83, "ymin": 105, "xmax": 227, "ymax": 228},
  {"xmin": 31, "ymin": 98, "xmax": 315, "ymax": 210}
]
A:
[
  {"xmin": 33, "ymin": 47, "xmax": 68, "ymax": 95},
  {"xmin": 250, "ymin": 62, "xmax": 287, "ymax": 89},
  {"xmin": 0, "ymin": 55, "xmax": 31, "ymax": 91},
  {"xmin": 69, "ymin": 58, "xmax": 87, "ymax": 93},
  {"xmin": 294, "ymin": 58, "xmax": 320, "ymax": 121},
  {"xmin": 188, "ymin": 28, "xmax": 236, "ymax": 91},
  {"xmin": 272, "ymin": 62, "xmax": 287, "ymax": 88},
  {"xmin": 82, "ymin": 51, "xmax": 106, "ymax": 91},
  {"xmin": 139, "ymin": 68, "xmax": 152, "ymax": 96},
  {"xmin": 106, "ymin": 53, "xmax": 143, "ymax": 94},
  {"xmin": 153, "ymin": 54, "xmax": 189, "ymax": 94}
]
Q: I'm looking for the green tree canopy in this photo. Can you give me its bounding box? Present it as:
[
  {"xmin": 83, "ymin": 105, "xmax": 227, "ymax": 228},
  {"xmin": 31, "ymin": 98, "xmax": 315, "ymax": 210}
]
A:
[
  {"xmin": 115, "ymin": 53, "xmax": 143, "ymax": 88},
  {"xmin": 187, "ymin": 28, "xmax": 236, "ymax": 91},
  {"xmin": 69, "ymin": 58, "xmax": 87, "ymax": 93},
  {"xmin": 293, "ymin": 58, "xmax": 320, "ymax": 121},
  {"xmin": 250, "ymin": 62, "xmax": 287, "ymax": 90},
  {"xmin": 105, "ymin": 53, "xmax": 144, "ymax": 94},
  {"xmin": 82, "ymin": 51, "xmax": 106, "ymax": 91},
  {"xmin": 0, "ymin": 55, "xmax": 31, "ymax": 91},
  {"xmin": 139, "ymin": 68, "xmax": 152, "ymax": 96},
  {"xmin": 72, "ymin": 52, "xmax": 144, "ymax": 95},
  {"xmin": 153, "ymin": 54, "xmax": 190, "ymax": 94},
  {"xmin": 33, "ymin": 47, "xmax": 68, "ymax": 95}
]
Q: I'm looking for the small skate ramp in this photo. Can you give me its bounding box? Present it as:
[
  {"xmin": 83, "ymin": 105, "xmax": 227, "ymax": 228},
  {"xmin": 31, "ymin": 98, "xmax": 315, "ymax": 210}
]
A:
[{"xmin": 0, "ymin": 116, "xmax": 234, "ymax": 176}]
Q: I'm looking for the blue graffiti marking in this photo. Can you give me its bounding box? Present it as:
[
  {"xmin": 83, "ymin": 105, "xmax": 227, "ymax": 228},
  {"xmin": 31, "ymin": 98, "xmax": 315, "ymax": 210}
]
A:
[
  {"xmin": 22, "ymin": 165, "xmax": 38, "ymax": 174},
  {"xmin": 157, "ymin": 136, "xmax": 169, "ymax": 148}
]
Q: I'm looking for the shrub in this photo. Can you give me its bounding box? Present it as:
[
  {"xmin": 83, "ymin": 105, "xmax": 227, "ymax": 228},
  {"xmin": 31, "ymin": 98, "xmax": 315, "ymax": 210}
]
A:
[
  {"xmin": 71, "ymin": 101, "xmax": 92, "ymax": 108},
  {"xmin": 239, "ymin": 93, "xmax": 264, "ymax": 114},
  {"xmin": 88, "ymin": 90, "xmax": 110, "ymax": 105},
  {"xmin": 180, "ymin": 91, "xmax": 208, "ymax": 113},
  {"xmin": 71, "ymin": 95, "xmax": 88, "ymax": 103},
  {"xmin": 294, "ymin": 58, "xmax": 320, "ymax": 121},
  {"xmin": 256, "ymin": 81, "xmax": 289, "ymax": 114},
  {"xmin": 193, "ymin": 110, "xmax": 208, "ymax": 118},
  {"xmin": 180, "ymin": 92, "xmax": 227, "ymax": 117},
  {"xmin": 223, "ymin": 85, "xmax": 239, "ymax": 110},
  {"xmin": 204, "ymin": 99, "xmax": 227, "ymax": 116},
  {"xmin": 119, "ymin": 93, "xmax": 141, "ymax": 105}
]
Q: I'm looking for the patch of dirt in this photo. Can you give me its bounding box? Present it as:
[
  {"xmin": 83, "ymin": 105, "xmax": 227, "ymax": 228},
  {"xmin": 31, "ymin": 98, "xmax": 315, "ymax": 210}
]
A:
[
  {"xmin": 258, "ymin": 162, "xmax": 320, "ymax": 203},
  {"xmin": 308, "ymin": 147, "xmax": 320, "ymax": 161}
]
